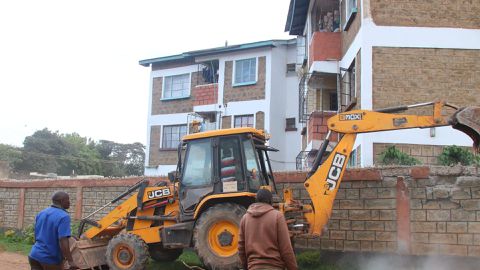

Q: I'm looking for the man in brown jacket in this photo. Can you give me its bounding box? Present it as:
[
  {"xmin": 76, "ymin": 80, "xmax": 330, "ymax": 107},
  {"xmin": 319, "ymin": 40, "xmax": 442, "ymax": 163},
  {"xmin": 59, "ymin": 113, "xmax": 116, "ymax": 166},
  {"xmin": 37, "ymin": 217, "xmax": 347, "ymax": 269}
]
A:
[{"xmin": 238, "ymin": 189, "xmax": 298, "ymax": 270}]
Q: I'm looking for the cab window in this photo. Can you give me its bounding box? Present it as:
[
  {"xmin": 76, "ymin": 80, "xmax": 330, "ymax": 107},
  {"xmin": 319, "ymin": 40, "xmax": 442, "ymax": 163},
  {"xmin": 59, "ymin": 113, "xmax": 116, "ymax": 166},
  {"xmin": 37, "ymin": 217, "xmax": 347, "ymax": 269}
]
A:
[
  {"xmin": 182, "ymin": 139, "xmax": 212, "ymax": 186},
  {"xmin": 242, "ymin": 138, "xmax": 263, "ymax": 191}
]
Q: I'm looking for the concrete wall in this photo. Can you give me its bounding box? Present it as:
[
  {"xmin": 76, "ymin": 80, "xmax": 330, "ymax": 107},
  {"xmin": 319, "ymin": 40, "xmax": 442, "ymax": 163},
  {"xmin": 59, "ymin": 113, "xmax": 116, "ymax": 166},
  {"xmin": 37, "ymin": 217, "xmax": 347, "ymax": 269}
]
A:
[{"xmin": 3, "ymin": 167, "xmax": 479, "ymax": 257}]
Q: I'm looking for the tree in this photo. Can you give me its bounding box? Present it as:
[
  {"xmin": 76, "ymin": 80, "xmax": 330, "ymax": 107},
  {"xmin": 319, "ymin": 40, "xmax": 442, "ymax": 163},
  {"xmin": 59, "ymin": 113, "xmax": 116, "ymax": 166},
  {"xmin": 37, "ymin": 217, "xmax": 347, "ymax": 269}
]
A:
[
  {"xmin": 16, "ymin": 128, "xmax": 69, "ymax": 173},
  {"xmin": 10, "ymin": 128, "xmax": 145, "ymax": 177}
]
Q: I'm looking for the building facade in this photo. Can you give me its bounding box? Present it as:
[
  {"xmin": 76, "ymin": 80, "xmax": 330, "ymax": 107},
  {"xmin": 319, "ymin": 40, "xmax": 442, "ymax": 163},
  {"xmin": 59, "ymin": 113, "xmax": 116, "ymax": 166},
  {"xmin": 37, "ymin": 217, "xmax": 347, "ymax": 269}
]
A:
[
  {"xmin": 140, "ymin": 40, "xmax": 303, "ymax": 176},
  {"xmin": 286, "ymin": 0, "xmax": 480, "ymax": 168}
]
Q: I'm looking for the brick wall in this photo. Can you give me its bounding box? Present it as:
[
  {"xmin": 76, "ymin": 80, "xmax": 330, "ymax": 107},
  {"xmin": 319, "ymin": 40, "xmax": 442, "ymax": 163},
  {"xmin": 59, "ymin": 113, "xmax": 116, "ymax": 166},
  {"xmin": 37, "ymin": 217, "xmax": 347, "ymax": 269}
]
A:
[
  {"xmin": 370, "ymin": 0, "xmax": 480, "ymax": 29},
  {"xmin": 222, "ymin": 116, "xmax": 232, "ymax": 129},
  {"xmin": 255, "ymin": 111, "xmax": 264, "ymax": 130},
  {"xmin": 223, "ymin": 57, "xmax": 266, "ymax": 103},
  {"xmin": 149, "ymin": 125, "xmax": 177, "ymax": 166},
  {"xmin": 341, "ymin": 0, "xmax": 361, "ymax": 56},
  {"xmin": 372, "ymin": 48, "xmax": 480, "ymax": 112},
  {"xmin": 2, "ymin": 167, "xmax": 480, "ymax": 257},
  {"xmin": 151, "ymin": 70, "xmax": 208, "ymax": 115},
  {"xmin": 192, "ymin": 84, "xmax": 218, "ymax": 106}
]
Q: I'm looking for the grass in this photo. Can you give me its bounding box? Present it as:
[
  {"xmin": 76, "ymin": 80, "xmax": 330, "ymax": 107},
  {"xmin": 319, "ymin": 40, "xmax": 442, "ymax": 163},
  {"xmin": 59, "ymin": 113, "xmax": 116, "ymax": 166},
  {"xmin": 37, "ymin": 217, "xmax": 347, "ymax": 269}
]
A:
[
  {"xmin": 0, "ymin": 235, "xmax": 32, "ymax": 256},
  {"xmin": 147, "ymin": 250, "xmax": 204, "ymax": 270}
]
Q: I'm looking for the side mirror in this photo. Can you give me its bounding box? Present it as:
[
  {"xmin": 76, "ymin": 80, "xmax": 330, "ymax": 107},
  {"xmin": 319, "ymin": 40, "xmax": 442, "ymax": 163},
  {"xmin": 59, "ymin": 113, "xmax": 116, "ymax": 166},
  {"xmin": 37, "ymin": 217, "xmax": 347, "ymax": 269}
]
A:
[{"xmin": 168, "ymin": 171, "xmax": 177, "ymax": 183}]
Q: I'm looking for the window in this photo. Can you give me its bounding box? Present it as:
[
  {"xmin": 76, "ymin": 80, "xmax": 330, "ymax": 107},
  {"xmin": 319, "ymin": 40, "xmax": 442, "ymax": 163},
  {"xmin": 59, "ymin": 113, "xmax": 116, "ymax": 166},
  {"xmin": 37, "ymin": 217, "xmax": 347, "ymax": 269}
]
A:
[
  {"xmin": 243, "ymin": 138, "xmax": 263, "ymax": 191},
  {"xmin": 234, "ymin": 58, "xmax": 256, "ymax": 85},
  {"xmin": 285, "ymin": 118, "xmax": 296, "ymax": 131},
  {"xmin": 329, "ymin": 93, "xmax": 338, "ymax": 111},
  {"xmin": 234, "ymin": 115, "xmax": 254, "ymax": 128},
  {"xmin": 163, "ymin": 73, "xmax": 190, "ymax": 99},
  {"xmin": 348, "ymin": 148, "xmax": 357, "ymax": 168},
  {"xmin": 219, "ymin": 137, "xmax": 245, "ymax": 191},
  {"xmin": 162, "ymin": 125, "xmax": 187, "ymax": 149},
  {"xmin": 182, "ymin": 139, "xmax": 212, "ymax": 186},
  {"xmin": 286, "ymin": 63, "xmax": 296, "ymax": 73},
  {"xmin": 343, "ymin": 0, "xmax": 358, "ymax": 30}
]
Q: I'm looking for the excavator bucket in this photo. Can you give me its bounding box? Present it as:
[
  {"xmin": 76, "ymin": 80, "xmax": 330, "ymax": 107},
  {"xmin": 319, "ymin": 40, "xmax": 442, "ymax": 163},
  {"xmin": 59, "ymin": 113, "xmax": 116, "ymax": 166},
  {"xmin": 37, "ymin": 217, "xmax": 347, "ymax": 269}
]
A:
[
  {"xmin": 68, "ymin": 237, "xmax": 109, "ymax": 269},
  {"xmin": 450, "ymin": 106, "xmax": 480, "ymax": 152}
]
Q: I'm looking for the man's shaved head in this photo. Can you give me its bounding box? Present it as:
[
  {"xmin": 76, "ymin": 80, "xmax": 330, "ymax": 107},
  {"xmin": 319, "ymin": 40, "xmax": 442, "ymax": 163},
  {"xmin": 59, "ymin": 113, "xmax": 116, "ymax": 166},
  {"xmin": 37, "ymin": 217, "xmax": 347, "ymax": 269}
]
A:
[{"xmin": 52, "ymin": 191, "xmax": 70, "ymax": 209}]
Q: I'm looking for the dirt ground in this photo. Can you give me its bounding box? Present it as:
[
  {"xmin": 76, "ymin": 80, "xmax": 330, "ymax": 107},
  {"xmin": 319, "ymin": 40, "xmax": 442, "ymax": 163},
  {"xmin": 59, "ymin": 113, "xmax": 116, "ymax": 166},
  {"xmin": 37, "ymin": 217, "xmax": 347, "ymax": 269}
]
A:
[{"xmin": 0, "ymin": 251, "xmax": 29, "ymax": 270}]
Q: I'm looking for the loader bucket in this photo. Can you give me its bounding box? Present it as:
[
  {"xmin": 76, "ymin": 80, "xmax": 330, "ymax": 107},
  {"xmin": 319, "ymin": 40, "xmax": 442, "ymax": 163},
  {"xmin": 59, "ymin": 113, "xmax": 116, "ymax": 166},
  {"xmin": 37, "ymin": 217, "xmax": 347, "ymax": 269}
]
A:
[
  {"xmin": 68, "ymin": 237, "xmax": 109, "ymax": 269},
  {"xmin": 450, "ymin": 106, "xmax": 480, "ymax": 152}
]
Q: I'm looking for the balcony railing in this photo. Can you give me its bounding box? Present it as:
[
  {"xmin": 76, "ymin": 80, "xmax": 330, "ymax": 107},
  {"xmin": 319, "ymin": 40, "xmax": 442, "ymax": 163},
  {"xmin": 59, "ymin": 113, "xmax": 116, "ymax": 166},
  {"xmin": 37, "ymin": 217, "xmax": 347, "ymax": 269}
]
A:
[
  {"xmin": 192, "ymin": 83, "xmax": 218, "ymax": 106},
  {"xmin": 308, "ymin": 32, "xmax": 341, "ymax": 67},
  {"xmin": 308, "ymin": 111, "xmax": 339, "ymax": 144}
]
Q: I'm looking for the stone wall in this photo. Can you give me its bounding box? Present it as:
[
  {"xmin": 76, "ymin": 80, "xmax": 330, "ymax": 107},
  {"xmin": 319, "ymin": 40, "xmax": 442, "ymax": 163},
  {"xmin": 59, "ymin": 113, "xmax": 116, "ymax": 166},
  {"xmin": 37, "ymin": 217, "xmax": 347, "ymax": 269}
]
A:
[
  {"xmin": 1, "ymin": 167, "xmax": 480, "ymax": 257},
  {"xmin": 370, "ymin": 0, "xmax": 480, "ymax": 29}
]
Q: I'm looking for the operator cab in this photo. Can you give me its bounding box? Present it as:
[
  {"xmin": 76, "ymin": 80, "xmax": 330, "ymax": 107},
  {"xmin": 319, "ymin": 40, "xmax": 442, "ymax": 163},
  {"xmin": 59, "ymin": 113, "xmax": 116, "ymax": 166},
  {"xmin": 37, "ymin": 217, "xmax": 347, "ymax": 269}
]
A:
[{"xmin": 174, "ymin": 128, "xmax": 277, "ymax": 219}]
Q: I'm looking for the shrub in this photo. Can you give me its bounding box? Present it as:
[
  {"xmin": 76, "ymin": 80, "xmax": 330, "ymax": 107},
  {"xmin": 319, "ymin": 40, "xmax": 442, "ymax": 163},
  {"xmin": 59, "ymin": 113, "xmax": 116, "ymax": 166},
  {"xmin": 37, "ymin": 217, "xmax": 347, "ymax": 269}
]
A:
[
  {"xmin": 378, "ymin": 146, "xmax": 420, "ymax": 166},
  {"xmin": 22, "ymin": 225, "xmax": 35, "ymax": 244},
  {"xmin": 438, "ymin": 145, "xmax": 476, "ymax": 166},
  {"xmin": 297, "ymin": 250, "xmax": 322, "ymax": 268}
]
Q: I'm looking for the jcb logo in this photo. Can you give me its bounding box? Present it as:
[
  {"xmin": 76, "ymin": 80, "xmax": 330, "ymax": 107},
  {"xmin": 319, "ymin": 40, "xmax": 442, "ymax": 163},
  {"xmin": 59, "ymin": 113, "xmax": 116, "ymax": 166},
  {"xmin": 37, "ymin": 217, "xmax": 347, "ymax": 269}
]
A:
[
  {"xmin": 147, "ymin": 188, "xmax": 171, "ymax": 199},
  {"xmin": 339, "ymin": 113, "xmax": 362, "ymax": 121},
  {"xmin": 325, "ymin": 153, "xmax": 346, "ymax": 192}
]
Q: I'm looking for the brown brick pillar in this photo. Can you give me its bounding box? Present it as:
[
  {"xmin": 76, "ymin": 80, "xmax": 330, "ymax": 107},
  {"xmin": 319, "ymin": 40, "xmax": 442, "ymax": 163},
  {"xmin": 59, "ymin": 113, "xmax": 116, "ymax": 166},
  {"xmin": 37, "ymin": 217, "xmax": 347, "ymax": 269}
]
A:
[
  {"xmin": 396, "ymin": 176, "xmax": 411, "ymax": 254},
  {"xmin": 17, "ymin": 188, "xmax": 25, "ymax": 229},
  {"xmin": 74, "ymin": 186, "xmax": 83, "ymax": 220}
]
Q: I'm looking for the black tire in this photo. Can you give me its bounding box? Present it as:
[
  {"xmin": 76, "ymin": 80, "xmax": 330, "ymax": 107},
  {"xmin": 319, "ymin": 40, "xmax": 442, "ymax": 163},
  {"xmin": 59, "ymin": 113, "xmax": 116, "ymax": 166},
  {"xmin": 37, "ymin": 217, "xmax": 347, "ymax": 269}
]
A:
[
  {"xmin": 148, "ymin": 243, "xmax": 183, "ymax": 262},
  {"xmin": 106, "ymin": 233, "xmax": 149, "ymax": 270},
  {"xmin": 193, "ymin": 203, "xmax": 246, "ymax": 270}
]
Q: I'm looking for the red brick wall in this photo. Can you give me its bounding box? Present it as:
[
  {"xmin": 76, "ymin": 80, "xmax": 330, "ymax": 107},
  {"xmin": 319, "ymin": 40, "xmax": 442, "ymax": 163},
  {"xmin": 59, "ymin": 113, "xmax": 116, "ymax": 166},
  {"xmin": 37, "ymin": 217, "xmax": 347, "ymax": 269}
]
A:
[
  {"xmin": 307, "ymin": 111, "xmax": 338, "ymax": 144},
  {"xmin": 309, "ymin": 32, "xmax": 342, "ymax": 67},
  {"xmin": 192, "ymin": 84, "xmax": 218, "ymax": 106}
]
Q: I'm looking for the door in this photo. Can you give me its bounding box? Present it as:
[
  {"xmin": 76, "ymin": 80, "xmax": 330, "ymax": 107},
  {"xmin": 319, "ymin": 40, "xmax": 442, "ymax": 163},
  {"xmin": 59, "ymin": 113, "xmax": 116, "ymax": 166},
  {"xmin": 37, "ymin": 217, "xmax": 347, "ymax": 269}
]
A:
[{"xmin": 179, "ymin": 138, "xmax": 214, "ymax": 213}]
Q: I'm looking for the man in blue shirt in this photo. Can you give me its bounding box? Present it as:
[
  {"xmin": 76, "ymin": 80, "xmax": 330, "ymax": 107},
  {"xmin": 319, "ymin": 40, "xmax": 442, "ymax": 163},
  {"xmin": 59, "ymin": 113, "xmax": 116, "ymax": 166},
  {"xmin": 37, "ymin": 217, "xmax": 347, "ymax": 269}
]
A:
[{"xmin": 29, "ymin": 191, "xmax": 78, "ymax": 270}]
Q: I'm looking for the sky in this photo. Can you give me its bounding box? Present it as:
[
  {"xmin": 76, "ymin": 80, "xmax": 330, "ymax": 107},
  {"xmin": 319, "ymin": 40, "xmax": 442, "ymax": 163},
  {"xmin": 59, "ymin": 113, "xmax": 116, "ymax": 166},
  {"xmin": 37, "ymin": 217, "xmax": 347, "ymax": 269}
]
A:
[{"xmin": 0, "ymin": 0, "xmax": 292, "ymax": 147}]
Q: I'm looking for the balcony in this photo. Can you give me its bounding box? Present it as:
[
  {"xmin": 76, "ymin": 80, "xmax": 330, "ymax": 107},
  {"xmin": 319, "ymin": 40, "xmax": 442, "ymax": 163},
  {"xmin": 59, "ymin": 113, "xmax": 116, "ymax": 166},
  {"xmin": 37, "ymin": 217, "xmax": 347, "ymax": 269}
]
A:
[
  {"xmin": 308, "ymin": 111, "xmax": 339, "ymax": 144},
  {"xmin": 308, "ymin": 32, "xmax": 341, "ymax": 68},
  {"xmin": 192, "ymin": 83, "xmax": 218, "ymax": 106}
]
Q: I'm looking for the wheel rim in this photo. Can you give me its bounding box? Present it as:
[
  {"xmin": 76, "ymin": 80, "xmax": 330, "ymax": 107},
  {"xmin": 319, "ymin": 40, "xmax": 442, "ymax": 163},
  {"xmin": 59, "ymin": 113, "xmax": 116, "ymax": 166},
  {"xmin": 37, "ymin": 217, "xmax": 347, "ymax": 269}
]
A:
[
  {"xmin": 113, "ymin": 243, "xmax": 135, "ymax": 269},
  {"xmin": 207, "ymin": 220, "xmax": 238, "ymax": 257}
]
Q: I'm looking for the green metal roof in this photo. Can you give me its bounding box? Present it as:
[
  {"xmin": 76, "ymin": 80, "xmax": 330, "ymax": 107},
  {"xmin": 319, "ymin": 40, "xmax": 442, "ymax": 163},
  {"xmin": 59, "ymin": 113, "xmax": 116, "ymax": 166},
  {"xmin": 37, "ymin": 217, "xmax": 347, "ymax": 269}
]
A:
[{"xmin": 139, "ymin": 39, "xmax": 295, "ymax": 67}]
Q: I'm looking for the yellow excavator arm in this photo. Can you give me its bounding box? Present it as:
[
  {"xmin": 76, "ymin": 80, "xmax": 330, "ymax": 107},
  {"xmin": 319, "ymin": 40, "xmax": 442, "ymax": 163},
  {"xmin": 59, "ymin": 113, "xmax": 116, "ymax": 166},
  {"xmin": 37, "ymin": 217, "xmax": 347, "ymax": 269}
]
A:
[{"xmin": 301, "ymin": 101, "xmax": 480, "ymax": 235}]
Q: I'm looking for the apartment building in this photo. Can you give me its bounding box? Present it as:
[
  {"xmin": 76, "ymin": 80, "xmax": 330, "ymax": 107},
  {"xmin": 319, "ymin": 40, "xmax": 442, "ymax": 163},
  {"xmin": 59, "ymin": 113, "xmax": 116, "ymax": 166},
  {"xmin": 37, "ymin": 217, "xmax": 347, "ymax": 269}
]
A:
[
  {"xmin": 286, "ymin": 0, "xmax": 480, "ymax": 168},
  {"xmin": 140, "ymin": 40, "xmax": 303, "ymax": 176}
]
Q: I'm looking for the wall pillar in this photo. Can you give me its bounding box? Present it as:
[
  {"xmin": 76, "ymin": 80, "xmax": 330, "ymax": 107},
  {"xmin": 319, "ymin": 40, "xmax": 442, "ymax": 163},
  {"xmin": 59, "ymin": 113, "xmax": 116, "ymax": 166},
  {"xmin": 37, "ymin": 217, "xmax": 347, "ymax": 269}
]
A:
[
  {"xmin": 74, "ymin": 186, "xmax": 83, "ymax": 220},
  {"xmin": 17, "ymin": 188, "xmax": 25, "ymax": 229},
  {"xmin": 396, "ymin": 176, "xmax": 411, "ymax": 254}
]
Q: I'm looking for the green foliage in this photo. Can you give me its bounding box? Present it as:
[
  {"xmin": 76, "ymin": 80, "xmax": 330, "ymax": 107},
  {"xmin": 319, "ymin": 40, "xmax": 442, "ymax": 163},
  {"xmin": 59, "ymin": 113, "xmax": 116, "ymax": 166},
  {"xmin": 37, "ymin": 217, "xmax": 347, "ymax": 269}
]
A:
[
  {"xmin": 296, "ymin": 250, "xmax": 339, "ymax": 270},
  {"xmin": 8, "ymin": 128, "xmax": 145, "ymax": 177},
  {"xmin": 297, "ymin": 250, "xmax": 323, "ymax": 268},
  {"xmin": 21, "ymin": 225, "xmax": 35, "ymax": 245},
  {"xmin": 438, "ymin": 145, "xmax": 476, "ymax": 166},
  {"xmin": 378, "ymin": 146, "xmax": 420, "ymax": 166},
  {"xmin": 0, "ymin": 144, "xmax": 22, "ymax": 165},
  {"xmin": 148, "ymin": 250, "xmax": 203, "ymax": 270}
]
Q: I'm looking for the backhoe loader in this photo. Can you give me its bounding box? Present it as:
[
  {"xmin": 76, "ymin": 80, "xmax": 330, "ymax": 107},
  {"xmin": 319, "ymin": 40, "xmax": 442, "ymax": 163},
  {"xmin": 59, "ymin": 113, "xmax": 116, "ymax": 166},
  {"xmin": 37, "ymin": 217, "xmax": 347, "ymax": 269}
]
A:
[{"xmin": 69, "ymin": 101, "xmax": 480, "ymax": 270}]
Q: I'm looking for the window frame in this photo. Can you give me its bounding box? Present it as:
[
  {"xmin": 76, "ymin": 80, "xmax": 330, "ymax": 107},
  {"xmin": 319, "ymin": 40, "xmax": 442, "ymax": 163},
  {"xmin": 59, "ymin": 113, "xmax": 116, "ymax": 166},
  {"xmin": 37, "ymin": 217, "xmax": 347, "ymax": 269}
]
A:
[
  {"xmin": 233, "ymin": 114, "xmax": 255, "ymax": 128},
  {"xmin": 285, "ymin": 117, "xmax": 297, "ymax": 131},
  {"xmin": 161, "ymin": 73, "xmax": 191, "ymax": 100},
  {"xmin": 232, "ymin": 57, "xmax": 258, "ymax": 86},
  {"xmin": 343, "ymin": 0, "xmax": 358, "ymax": 31},
  {"xmin": 161, "ymin": 124, "xmax": 187, "ymax": 149}
]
